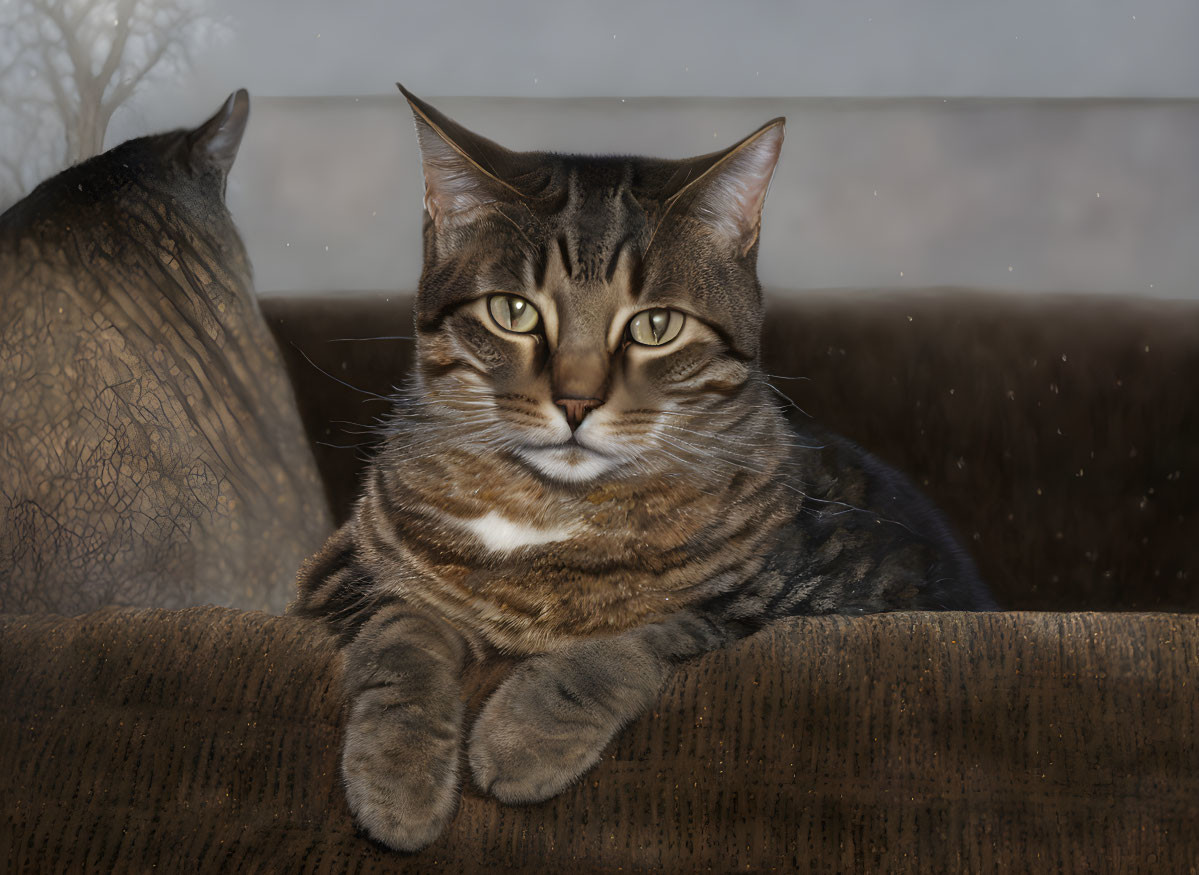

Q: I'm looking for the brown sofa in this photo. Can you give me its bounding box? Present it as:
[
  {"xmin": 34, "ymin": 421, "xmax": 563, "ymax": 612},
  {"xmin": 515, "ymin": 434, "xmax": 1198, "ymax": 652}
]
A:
[{"xmin": 3, "ymin": 289, "xmax": 1197, "ymax": 871}]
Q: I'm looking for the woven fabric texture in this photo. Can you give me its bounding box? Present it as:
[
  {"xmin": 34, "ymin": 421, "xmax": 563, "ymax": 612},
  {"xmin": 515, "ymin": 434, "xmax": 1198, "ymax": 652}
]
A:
[{"xmin": 3, "ymin": 606, "xmax": 1197, "ymax": 872}]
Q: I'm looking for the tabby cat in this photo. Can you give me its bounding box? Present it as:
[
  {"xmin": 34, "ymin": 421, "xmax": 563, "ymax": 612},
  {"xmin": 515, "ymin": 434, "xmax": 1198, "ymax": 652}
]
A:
[
  {"xmin": 295, "ymin": 86, "xmax": 996, "ymax": 851},
  {"xmin": 0, "ymin": 91, "xmax": 331, "ymax": 614}
]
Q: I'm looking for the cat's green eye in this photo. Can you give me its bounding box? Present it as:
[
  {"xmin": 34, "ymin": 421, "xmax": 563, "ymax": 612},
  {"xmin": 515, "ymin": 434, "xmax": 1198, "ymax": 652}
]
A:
[
  {"xmin": 488, "ymin": 294, "xmax": 541, "ymax": 334},
  {"xmin": 627, "ymin": 308, "xmax": 685, "ymax": 346}
]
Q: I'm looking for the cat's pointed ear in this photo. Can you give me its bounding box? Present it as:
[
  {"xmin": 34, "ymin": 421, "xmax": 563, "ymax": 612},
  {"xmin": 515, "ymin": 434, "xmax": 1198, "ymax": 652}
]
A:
[
  {"xmin": 398, "ymin": 83, "xmax": 523, "ymax": 230},
  {"xmin": 188, "ymin": 89, "xmax": 250, "ymax": 175},
  {"xmin": 666, "ymin": 118, "xmax": 785, "ymax": 257}
]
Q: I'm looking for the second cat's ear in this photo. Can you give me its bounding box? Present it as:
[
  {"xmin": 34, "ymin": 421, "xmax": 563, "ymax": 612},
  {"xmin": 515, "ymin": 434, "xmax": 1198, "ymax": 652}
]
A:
[
  {"xmin": 665, "ymin": 119, "xmax": 785, "ymax": 257},
  {"xmin": 188, "ymin": 89, "xmax": 250, "ymax": 176},
  {"xmin": 398, "ymin": 84, "xmax": 523, "ymax": 230}
]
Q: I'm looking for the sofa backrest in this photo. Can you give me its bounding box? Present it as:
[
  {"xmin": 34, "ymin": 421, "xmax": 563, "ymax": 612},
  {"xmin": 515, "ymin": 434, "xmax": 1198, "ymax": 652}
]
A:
[{"xmin": 262, "ymin": 290, "xmax": 1199, "ymax": 613}]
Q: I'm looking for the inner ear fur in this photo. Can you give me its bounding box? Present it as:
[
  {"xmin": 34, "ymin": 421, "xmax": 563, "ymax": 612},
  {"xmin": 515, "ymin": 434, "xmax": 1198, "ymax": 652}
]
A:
[
  {"xmin": 188, "ymin": 89, "xmax": 250, "ymax": 176},
  {"xmin": 663, "ymin": 118, "xmax": 785, "ymax": 257},
  {"xmin": 398, "ymin": 84, "xmax": 536, "ymax": 230}
]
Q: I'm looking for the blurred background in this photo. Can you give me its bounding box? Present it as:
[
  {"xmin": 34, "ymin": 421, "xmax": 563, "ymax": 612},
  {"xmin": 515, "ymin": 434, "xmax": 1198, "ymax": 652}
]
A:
[
  {"xmin": 1, "ymin": 0, "xmax": 1197, "ymax": 298},
  {"xmin": 3, "ymin": 0, "xmax": 1197, "ymax": 609}
]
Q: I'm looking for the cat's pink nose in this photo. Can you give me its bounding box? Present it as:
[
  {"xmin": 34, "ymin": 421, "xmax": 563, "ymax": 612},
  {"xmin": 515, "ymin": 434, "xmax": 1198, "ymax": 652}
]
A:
[{"xmin": 554, "ymin": 397, "xmax": 602, "ymax": 432}]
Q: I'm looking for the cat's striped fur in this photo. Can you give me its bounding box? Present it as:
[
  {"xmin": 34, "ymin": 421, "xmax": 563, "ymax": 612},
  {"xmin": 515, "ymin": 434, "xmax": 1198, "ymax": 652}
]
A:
[
  {"xmin": 0, "ymin": 92, "xmax": 331, "ymax": 613},
  {"xmin": 294, "ymin": 87, "xmax": 995, "ymax": 851}
]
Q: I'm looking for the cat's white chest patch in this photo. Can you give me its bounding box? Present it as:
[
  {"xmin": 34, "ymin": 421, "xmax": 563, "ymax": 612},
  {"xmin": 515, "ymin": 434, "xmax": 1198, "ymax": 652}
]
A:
[{"xmin": 456, "ymin": 511, "xmax": 577, "ymax": 554}]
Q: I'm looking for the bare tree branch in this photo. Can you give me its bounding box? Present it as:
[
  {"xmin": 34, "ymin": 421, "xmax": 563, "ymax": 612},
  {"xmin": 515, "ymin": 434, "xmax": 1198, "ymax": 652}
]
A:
[{"xmin": 0, "ymin": 0, "xmax": 225, "ymax": 201}]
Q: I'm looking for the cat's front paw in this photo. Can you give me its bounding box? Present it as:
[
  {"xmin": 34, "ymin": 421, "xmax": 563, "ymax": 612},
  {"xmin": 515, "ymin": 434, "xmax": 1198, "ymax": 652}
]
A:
[
  {"xmin": 341, "ymin": 690, "xmax": 463, "ymax": 852},
  {"xmin": 468, "ymin": 657, "xmax": 622, "ymax": 804}
]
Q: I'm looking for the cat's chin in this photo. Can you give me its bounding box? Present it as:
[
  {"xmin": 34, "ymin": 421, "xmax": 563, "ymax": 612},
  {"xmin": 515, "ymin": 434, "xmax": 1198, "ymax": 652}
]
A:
[{"xmin": 515, "ymin": 443, "xmax": 618, "ymax": 484}]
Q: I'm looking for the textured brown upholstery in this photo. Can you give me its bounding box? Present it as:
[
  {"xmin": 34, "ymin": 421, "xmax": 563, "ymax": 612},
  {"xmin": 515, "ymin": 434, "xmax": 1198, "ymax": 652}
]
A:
[
  {"xmin": 3, "ymin": 290, "xmax": 1197, "ymax": 871},
  {"xmin": 3, "ymin": 607, "xmax": 1197, "ymax": 871}
]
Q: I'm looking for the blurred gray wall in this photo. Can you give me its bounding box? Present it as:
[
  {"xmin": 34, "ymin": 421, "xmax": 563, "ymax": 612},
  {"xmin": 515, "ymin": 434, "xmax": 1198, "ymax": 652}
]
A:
[
  {"xmin": 226, "ymin": 96, "xmax": 1199, "ymax": 297},
  {"xmin": 83, "ymin": 1, "xmax": 1197, "ymax": 298}
]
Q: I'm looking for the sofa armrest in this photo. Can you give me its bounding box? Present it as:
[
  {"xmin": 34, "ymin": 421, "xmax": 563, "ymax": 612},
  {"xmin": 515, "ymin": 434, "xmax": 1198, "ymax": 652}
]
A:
[{"xmin": 4, "ymin": 606, "xmax": 1196, "ymax": 870}]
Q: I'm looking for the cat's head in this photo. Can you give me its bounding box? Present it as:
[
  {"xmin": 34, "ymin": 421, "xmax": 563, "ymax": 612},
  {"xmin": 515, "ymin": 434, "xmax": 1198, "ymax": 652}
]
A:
[
  {"xmin": 3, "ymin": 90, "xmax": 250, "ymax": 248},
  {"xmin": 401, "ymin": 86, "xmax": 784, "ymax": 485}
]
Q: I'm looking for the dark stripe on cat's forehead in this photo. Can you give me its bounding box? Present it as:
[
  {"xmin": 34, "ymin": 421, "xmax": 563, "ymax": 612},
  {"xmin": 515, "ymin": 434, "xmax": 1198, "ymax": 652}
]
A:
[
  {"xmin": 545, "ymin": 162, "xmax": 647, "ymax": 286},
  {"xmin": 556, "ymin": 237, "xmax": 573, "ymax": 278}
]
